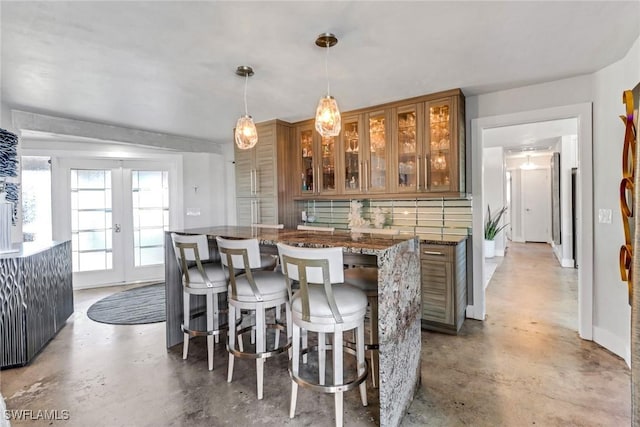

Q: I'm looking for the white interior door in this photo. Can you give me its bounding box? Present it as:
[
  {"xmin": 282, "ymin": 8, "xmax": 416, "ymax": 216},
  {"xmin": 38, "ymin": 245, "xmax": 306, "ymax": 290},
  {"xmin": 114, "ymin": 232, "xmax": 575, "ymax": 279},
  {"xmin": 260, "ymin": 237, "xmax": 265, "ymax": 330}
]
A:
[
  {"xmin": 58, "ymin": 159, "xmax": 171, "ymax": 288},
  {"xmin": 522, "ymin": 168, "xmax": 551, "ymax": 243}
]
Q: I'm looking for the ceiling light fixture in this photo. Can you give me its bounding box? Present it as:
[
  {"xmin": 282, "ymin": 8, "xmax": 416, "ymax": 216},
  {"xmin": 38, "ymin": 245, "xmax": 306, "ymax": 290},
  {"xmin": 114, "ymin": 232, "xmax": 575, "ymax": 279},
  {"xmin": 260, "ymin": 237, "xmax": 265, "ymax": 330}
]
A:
[
  {"xmin": 314, "ymin": 33, "xmax": 341, "ymax": 137},
  {"xmin": 234, "ymin": 65, "xmax": 258, "ymax": 150},
  {"xmin": 520, "ymin": 155, "xmax": 536, "ymax": 170}
]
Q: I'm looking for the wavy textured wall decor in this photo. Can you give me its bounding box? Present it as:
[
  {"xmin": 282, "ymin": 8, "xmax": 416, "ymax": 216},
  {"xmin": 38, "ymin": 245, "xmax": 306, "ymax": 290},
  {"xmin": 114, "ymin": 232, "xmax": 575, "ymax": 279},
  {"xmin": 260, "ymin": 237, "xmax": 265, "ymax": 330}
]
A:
[
  {"xmin": 621, "ymin": 90, "xmax": 638, "ymax": 304},
  {"xmin": 0, "ymin": 128, "xmax": 19, "ymax": 225}
]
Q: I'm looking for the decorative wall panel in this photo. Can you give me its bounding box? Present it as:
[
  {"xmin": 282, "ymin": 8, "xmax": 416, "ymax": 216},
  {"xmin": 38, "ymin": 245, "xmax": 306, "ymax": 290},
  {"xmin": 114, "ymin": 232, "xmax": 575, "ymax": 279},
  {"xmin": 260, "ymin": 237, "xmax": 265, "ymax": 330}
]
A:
[{"xmin": 0, "ymin": 241, "xmax": 73, "ymax": 368}]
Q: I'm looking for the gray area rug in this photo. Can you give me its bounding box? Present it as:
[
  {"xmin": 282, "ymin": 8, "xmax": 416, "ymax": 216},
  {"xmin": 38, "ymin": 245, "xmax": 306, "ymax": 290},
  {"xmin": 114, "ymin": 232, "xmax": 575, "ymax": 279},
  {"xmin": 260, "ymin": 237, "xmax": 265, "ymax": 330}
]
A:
[{"xmin": 87, "ymin": 283, "xmax": 166, "ymax": 325}]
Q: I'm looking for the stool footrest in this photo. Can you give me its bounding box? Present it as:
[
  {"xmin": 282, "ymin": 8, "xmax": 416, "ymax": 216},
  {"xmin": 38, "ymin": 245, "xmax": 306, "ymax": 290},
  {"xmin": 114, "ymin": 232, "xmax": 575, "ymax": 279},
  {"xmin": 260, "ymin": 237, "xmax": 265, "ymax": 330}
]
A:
[
  {"xmin": 181, "ymin": 324, "xmax": 226, "ymax": 337},
  {"xmin": 227, "ymin": 324, "xmax": 291, "ymax": 360},
  {"xmin": 289, "ymin": 345, "xmax": 368, "ymax": 394}
]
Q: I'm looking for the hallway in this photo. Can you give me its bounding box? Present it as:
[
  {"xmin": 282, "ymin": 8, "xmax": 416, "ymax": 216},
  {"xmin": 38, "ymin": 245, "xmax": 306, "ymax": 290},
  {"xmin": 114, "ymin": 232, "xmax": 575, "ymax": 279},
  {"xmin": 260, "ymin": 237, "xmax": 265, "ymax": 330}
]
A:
[
  {"xmin": 403, "ymin": 242, "xmax": 630, "ymax": 426},
  {"xmin": 1, "ymin": 243, "xmax": 631, "ymax": 426}
]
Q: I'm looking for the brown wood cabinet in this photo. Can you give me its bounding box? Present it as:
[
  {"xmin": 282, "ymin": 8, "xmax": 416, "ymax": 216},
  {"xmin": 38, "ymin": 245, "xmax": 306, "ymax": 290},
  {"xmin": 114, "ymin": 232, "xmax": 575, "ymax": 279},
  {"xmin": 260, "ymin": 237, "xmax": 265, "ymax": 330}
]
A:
[
  {"xmin": 292, "ymin": 88, "xmax": 465, "ymax": 200},
  {"xmin": 235, "ymin": 120, "xmax": 294, "ymax": 226},
  {"xmin": 420, "ymin": 239, "xmax": 467, "ymax": 334}
]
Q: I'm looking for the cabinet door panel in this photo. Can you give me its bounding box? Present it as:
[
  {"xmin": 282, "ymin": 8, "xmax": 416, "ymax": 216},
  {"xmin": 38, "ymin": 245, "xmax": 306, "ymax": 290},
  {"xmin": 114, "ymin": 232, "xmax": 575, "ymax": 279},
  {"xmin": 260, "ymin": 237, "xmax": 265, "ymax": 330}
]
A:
[
  {"xmin": 421, "ymin": 260, "xmax": 453, "ymax": 324},
  {"xmin": 342, "ymin": 117, "xmax": 362, "ymax": 194},
  {"xmin": 394, "ymin": 105, "xmax": 421, "ymax": 193},
  {"xmin": 235, "ymin": 148, "xmax": 253, "ymax": 198},
  {"xmin": 365, "ymin": 110, "xmax": 389, "ymax": 193},
  {"xmin": 236, "ymin": 198, "xmax": 254, "ymax": 226},
  {"xmin": 425, "ymin": 98, "xmax": 454, "ymax": 192},
  {"xmin": 297, "ymin": 126, "xmax": 315, "ymax": 195}
]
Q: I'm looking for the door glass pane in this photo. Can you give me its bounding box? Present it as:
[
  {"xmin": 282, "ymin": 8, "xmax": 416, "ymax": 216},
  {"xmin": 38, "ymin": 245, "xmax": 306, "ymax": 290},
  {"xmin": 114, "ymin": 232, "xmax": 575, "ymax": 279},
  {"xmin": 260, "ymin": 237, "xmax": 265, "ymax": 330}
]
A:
[
  {"xmin": 369, "ymin": 114, "xmax": 387, "ymax": 190},
  {"xmin": 429, "ymin": 104, "xmax": 451, "ymax": 188},
  {"xmin": 21, "ymin": 156, "xmax": 52, "ymax": 242},
  {"xmin": 132, "ymin": 170, "xmax": 169, "ymax": 267},
  {"xmin": 343, "ymin": 121, "xmax": 360, "ymax": 191},
  {"xmin": 321, "ymin": 136, "xmax": 335, "ymax": 191},
  {"xmin": 397, "ymin": 110, "xmax": 417, "ymax": 189},
  {"xmin": 70, "ymin": 169, "xmax": 112, "ymax": 272},
  {"xmin": 300, "ymin": 130, "xmax": 314, "ymax": 192}
]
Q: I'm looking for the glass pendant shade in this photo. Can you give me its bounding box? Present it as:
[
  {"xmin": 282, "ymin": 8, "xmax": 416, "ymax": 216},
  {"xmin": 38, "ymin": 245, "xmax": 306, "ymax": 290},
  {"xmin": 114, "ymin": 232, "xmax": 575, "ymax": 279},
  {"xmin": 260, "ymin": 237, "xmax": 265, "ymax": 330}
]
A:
[
  {"xmin": 315, "ymin": 95, "xmax": 341, "ymax": 137},
  {"xmin": 235, "ymin": 115, "xmax": 258, "ymax": 150}
]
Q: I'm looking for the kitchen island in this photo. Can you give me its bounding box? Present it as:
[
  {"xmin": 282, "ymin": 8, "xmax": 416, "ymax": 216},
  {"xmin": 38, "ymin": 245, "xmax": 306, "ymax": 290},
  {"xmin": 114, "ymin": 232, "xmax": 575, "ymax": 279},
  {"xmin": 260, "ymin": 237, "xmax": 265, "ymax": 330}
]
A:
[
  {"xmin": 164, "ymin": 226, "xmax": 420, "ymax": 427},
  {"xmin": 0, "ymin": 240, "xmax": 73, "ymax": 368}
]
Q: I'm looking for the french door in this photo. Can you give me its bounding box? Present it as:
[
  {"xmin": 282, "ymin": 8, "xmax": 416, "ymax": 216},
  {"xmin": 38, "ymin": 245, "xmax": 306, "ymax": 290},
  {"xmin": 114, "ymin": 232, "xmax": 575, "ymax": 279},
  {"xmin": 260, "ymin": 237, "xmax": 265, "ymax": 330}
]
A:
[{"xmin": 58, "ymin": 159, "xmax": 172, "ymax": 287}]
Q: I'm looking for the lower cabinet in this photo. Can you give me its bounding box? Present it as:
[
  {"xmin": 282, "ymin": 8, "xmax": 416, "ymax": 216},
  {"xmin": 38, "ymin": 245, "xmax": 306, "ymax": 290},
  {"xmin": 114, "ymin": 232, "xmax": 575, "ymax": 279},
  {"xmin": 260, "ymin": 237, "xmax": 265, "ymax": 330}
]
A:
[{"xmin": 421, "ymin": 239, "xmax": 467, "ymax": 334}]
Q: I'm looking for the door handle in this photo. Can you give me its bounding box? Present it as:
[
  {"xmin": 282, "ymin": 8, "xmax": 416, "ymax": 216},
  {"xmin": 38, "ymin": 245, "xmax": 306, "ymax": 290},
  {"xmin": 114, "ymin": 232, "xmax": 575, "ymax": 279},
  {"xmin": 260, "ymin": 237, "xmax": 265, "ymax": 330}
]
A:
[{"xmin": 114, "ymin": 224, "xmax": 121, "ymax": 233}]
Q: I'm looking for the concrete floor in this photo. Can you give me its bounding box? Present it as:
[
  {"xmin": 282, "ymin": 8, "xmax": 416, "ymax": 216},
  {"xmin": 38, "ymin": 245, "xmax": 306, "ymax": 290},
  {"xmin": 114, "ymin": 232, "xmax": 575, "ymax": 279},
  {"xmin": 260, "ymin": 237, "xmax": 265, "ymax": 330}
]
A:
[{"xmin": 0, "ymin": 242, "xmax": 631, "ymax": 426}]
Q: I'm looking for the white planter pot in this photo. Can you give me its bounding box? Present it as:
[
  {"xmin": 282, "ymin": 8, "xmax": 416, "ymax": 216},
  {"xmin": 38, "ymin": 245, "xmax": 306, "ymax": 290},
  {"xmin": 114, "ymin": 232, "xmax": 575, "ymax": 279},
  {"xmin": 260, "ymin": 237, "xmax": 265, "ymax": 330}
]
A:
[{"xmin": 484, "ymin": 239, "xmax": 496, "ymax": 258}]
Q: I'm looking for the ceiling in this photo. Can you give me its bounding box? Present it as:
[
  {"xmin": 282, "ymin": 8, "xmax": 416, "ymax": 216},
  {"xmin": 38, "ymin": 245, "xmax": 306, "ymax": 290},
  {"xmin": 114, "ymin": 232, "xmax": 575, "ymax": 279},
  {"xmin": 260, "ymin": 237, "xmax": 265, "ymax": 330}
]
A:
[
  {"xmin": 484, "ymin": 118, "xmax": 577, "ymax": 156},
  {"xmin": 2, "ymin": 1, "xmax": 639, "ymax": 147}
]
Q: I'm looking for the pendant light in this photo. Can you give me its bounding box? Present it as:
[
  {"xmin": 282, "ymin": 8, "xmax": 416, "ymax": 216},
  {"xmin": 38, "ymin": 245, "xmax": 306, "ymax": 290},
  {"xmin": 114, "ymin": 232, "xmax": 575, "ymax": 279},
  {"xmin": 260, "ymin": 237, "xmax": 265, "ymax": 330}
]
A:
[
  {"xmin": 314, "ymin": 33, "xmax": 341, "ymax": 137},
  {"xmin": 234, "ymin": 65, "xmax": 258, "ymax": 150},
  {"xmin": 520, "ymin": 155, "xmax": 536, "ymax": 170}
]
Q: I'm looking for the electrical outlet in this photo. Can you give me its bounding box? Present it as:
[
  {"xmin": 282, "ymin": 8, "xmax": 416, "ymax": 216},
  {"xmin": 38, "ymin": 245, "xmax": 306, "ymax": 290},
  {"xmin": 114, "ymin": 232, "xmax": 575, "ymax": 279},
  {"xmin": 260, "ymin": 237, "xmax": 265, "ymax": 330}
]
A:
[{"xmin": 598, "ymin": 208, "xmax": 612, "ymax": 224}]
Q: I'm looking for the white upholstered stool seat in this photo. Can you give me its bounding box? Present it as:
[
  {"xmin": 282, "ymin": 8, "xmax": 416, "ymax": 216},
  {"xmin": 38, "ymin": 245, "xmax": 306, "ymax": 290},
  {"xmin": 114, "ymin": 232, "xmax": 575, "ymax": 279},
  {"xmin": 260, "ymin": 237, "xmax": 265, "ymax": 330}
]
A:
[
  {"xmin": 217, "ymin": 236, "xmax": 291, "ymax": 401},
  {"xmin": 231, "ymin": 270, "xmax": 288, "ymax": 302},
  {"xmin": 171, "ymin": 233, "xmax": 230, "ymax": 371},
  {"xmin": 278, "ymin": 243, "xmax": 367, "ymax": 427},
  {"xmin": 291, "ymin": 285, "xmax": 366, "ymax": 325}
]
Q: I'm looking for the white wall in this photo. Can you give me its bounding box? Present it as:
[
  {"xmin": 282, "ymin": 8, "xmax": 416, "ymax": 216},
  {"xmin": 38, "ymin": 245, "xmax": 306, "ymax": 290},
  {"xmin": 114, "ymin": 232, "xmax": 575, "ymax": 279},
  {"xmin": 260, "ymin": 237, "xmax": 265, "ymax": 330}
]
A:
[
  {"xmin": 468, "ymin": 34, "xmax": 640, "ymax": 361},
  {"xmin": 483, "ymin": 146, "xmax": 507, "ymax": 255},
  {"xmin": 590, "ymin": 35, "xmax": 640, "ymax": 361}
]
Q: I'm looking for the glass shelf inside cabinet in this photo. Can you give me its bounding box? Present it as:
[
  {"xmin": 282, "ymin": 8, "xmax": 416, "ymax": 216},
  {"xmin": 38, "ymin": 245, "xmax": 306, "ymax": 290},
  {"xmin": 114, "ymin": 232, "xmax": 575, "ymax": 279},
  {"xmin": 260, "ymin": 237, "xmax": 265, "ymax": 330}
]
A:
[
  {"xmin": 344, "ymin": 121, "xmax": 360, "ymax": 191},
  {"xmin": 397, "ymin": 111, "xmax": 417, "ymax": 188},
  {"xmin": 429, "ymin": 105, "xmax": 450, "ymax": 151},
  {"xmin": 369, "ymin": 115, "xmax": 386, "ymax": 190},
  {"xmin": 321, "ymin": 136, "xmax": 336, "ymax": 191},
  {"xmin": 300, "ymin": 129, "xmax": 314, "ymax": 192}
]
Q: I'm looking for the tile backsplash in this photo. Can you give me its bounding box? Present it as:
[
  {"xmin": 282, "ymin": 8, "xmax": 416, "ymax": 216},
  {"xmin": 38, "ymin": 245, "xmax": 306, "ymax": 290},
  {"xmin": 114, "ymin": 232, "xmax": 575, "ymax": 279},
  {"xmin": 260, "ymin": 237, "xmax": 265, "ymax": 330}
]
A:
[{"xmin": 297, "ymin": 197, "xmax": 472, "ymax": 236}]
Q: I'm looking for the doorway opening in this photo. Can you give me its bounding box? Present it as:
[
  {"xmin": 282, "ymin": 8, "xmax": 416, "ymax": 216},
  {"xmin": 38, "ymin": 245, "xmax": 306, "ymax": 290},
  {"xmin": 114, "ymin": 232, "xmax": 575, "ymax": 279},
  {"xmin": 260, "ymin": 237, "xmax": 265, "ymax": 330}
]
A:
[{"xmin": 470, "ymin": 103, "xmax": 593, "ymax": 341}]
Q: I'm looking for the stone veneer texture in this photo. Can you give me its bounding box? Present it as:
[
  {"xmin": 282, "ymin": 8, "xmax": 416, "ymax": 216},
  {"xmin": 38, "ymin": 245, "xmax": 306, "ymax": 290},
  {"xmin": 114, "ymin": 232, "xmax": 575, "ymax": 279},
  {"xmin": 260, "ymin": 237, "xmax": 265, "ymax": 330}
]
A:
[{"xmin": 377, "ymin": 238, "xmax": 421, "ymax": 426}]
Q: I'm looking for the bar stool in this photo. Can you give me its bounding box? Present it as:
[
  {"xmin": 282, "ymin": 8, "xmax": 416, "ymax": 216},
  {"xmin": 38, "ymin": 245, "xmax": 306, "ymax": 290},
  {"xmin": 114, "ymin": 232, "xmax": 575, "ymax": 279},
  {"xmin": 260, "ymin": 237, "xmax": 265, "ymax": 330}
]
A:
[
  {"xmin": 216, "ymin": 236, "xmax": 291, "ymax": 400},
  {"xmin": 171, "ymin": 233, "xmax": 229, "ymax": 371},
  {"xmin": 277, "ymin": 243, "xmax": 368, "ymax": 427},
  {"xmin": 343, "ymin": 227, "xmax": 399, "ymax": 388}
]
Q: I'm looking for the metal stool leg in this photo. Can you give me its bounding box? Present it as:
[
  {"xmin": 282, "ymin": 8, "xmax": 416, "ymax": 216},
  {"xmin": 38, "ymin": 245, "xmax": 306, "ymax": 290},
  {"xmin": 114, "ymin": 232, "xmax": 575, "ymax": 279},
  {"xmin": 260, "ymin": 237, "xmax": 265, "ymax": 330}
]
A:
[
  {"xmin": 227, "ymin": 304, "xmax": 236, "ymax": 383},
  {"xmin": 357, "ymin": 323, "xmax": 368, "ymax": 406},
  {"xmin": 333, "ymin": 329, "xmax": 344, "ymax": 427},
  {"xmin": 206, "ymin": 293, "xmax": 214, "ymax": 371},
  {"xmin": 182, "ymin": 291, "xmax": 190, "ymax": 360},
  {"xmin": 256, "ymin": 305, "xmax": 266, "ymax": 400},
  {"xmin": 319, "ymin": 332, "xmax": 326, "ymax": 385},
  {"xmin": 290, "ymin": 324, "xmax": 300, "ymax": 419}
]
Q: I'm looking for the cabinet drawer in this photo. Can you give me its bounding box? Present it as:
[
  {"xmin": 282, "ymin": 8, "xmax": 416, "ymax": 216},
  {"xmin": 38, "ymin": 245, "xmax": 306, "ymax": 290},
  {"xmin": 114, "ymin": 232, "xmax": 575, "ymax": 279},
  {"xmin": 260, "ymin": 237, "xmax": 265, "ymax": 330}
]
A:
[{"xmin": 420, "ymin": 244, "xmax": 454, "ymax": 261}]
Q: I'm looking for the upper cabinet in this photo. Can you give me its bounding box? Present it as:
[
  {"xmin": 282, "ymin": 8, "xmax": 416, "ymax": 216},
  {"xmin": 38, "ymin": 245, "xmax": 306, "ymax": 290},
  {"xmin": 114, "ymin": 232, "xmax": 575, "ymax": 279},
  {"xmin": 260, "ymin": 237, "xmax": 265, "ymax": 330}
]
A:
[
  {"xmin": 291, "ymin": 89, "xmax": 465, "ymax": 199},
  {"xmin": 295, "ymin": 122, "xmax": 339, "ymax": 197}
]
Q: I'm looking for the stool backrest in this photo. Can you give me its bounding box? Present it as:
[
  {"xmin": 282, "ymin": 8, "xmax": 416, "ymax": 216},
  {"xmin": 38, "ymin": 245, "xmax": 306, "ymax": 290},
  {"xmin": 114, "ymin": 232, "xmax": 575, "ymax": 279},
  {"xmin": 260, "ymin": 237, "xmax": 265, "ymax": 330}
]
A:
[
  {"xmin": 215, "ymin": 237, "xmax": 262, "ymax": 269},
  {"xmin": 171, "ymin": 233, "xmax": 211, "ymax": 286},
  {"xmin": 216, "ymin": 236, "xmax": 264, "ymax": 300},
  {"xmin": 277, "ymin": 243, "xmax": 345, "ymax": 323}
]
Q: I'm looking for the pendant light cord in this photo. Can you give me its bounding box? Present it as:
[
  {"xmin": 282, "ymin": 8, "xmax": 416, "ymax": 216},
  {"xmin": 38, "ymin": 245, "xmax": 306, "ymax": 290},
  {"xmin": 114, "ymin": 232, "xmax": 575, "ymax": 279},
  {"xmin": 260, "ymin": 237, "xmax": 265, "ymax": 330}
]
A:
[
  {"xmin": 325, "ymin": 41, "xmax": 331, "ymax": 96},
  {"xmin": 243, "ymin": 73, "xmax": 249, "ymax": 116}
]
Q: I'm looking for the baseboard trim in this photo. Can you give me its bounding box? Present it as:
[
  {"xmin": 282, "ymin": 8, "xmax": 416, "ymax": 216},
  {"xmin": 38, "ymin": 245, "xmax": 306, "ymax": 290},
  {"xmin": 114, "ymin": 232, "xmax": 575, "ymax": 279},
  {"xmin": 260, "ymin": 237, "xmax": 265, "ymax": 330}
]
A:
[{"xmin": 592, "ymin": 326, "xmax": 630, "ymax": 367}]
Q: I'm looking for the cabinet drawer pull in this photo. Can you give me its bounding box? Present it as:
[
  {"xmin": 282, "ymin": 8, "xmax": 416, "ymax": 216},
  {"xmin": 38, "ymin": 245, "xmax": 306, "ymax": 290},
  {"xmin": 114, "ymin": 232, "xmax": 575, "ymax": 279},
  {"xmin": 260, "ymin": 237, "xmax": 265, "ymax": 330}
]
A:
[{"xmin": 423, "ymin": 250, "xmax": 444, "ymax": 256}]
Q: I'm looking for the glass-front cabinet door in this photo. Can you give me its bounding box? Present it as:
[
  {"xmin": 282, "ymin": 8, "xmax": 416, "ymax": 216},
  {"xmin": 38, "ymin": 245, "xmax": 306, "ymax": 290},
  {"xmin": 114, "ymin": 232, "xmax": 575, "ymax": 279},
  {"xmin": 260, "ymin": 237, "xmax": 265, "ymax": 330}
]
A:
[
  {"xmin": 319, "ymin": 135, "xmax": 337, "ymax": 194},
  {"xmin": 298, "ymin": 125, "xmax": 315, "ymax": 195},
  {"xmin": 426, "ymin": 98, "xmax": 453, "ymax": 192},
  {"xmin": 342, "ymin": 115, "xmax": 362, "ymax": 194},
  {"xmin": 365, "ymin": 110, "xmax": 389, "ymax": 193},
  {"xmin": 394, "ymin": 104, "xmax": 421, "ymax": 193}
]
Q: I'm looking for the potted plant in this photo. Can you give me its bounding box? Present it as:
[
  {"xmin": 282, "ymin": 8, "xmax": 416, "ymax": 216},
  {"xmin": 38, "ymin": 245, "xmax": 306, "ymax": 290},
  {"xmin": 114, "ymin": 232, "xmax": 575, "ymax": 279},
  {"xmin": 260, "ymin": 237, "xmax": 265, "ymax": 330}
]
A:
[{"xmin": 484, "ymin": 205, "xmax": 508, "ymax": 258}]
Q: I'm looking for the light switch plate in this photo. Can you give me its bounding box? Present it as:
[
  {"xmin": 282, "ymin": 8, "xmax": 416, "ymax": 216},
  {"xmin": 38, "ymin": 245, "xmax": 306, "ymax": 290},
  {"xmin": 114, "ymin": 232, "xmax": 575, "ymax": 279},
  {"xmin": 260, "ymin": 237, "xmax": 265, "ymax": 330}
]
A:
[{"xmin": 598, "ymin": 208, "xmax": 612, "ymax": 224}]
